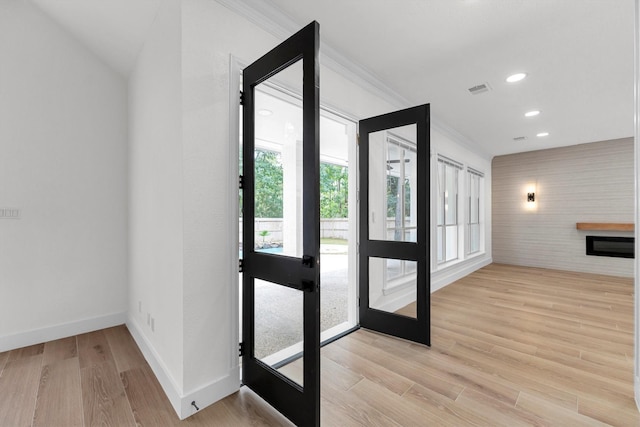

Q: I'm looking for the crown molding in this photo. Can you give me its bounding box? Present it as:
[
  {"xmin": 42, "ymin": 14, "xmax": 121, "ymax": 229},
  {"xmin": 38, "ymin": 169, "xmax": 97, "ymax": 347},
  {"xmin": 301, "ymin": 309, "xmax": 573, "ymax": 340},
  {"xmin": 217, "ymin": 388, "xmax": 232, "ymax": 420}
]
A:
[
  {"xmin": 431, "ymin": 118, "xmax": 492, "ymax": 160},
  {"xmin": 215, "ymin": 0, "xmax": 492, "ymax": 160},
  {"xmin": 215, "ymin": 0, "xmax": 409, "ymax": 107}
]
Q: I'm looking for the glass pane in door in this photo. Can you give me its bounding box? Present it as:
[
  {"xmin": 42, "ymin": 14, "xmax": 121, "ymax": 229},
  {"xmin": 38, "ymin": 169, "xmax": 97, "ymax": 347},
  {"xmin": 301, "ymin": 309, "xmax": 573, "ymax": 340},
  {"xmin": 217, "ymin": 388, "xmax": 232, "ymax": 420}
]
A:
[
  {"xmin": 368, "ymin": 124, "xmax": 417, "ymax": 242},
  {"xmin": 254, "ymin": 278, "xmax": 304, "ymax": 386},
  {"xmin": 368, "ymin": 257, "xmax": 417, "ymax": 318},
  {"xmin": 254, "ymin": 62, "xmax": 303, "ymax": 258}
]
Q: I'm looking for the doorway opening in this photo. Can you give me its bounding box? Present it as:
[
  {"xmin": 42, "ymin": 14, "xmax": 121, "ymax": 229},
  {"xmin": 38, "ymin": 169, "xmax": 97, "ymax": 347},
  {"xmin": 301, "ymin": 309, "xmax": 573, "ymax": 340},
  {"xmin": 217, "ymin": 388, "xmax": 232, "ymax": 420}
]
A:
[{"xmin": 238, "ymin": 72, "xmax": 358, "ymax": 372}]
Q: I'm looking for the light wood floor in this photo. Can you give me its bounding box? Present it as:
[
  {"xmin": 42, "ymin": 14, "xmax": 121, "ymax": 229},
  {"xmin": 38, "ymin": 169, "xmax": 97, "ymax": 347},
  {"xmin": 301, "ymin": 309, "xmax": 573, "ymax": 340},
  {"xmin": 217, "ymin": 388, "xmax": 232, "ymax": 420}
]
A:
[{"xmin": 1, "ymin": 263, "xmax": 638, "ymax": 426}]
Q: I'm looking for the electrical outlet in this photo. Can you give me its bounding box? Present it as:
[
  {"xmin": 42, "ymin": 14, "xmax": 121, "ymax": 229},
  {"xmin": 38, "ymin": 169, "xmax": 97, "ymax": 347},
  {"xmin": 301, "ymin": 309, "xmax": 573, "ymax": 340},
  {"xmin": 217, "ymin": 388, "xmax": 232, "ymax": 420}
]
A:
[
  {"xmin": 138, "ymin": 301, "xmax": 142, "ymax": 313},
  {"xmin": 147, "ymin": 313, "xmax": 150, "ymax": 325},
  {"xmin": 151, "ymin": 317, "xmax": 155, "ymax": 332}
]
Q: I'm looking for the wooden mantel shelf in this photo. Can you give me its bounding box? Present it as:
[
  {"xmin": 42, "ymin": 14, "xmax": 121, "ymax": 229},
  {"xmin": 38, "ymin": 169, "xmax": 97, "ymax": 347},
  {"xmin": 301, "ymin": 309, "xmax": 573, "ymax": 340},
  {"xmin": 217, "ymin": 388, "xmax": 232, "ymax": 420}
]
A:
[{"xmin": 576, "ymin": 223, "xmax": 634, "ymax": 231}]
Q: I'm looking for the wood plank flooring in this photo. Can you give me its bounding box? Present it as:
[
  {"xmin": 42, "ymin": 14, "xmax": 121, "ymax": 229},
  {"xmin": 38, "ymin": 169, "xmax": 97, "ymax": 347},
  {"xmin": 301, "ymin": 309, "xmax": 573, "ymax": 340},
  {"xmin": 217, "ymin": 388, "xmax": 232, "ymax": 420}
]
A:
[{"xmin": 0, "ymin": 264, "xmax": 638, "ymax": 426}]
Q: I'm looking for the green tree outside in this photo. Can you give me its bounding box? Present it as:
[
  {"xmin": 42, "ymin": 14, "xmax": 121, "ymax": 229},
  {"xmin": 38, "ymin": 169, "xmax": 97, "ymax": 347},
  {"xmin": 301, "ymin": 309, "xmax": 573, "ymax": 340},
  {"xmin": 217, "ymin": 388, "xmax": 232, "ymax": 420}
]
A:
[
  {"xmin": 320, "ymin": 163, "xmax": 348, "ymax": 218},
  {"xmin": 251, "ymin": 149, "xmax": 348, "ymax": 219},
  {"xmin": 254, "ymin": 150, "xmax": 284, "ymax": 218}
]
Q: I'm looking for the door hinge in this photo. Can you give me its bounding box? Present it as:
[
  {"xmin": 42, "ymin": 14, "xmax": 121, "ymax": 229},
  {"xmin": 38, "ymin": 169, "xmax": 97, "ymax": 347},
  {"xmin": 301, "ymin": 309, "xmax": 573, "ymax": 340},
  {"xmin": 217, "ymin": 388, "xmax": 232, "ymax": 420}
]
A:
[
  {"xmin": 302, "ymin": 255, "xmax": 314, "ymax": 268},
  {"xmin": 239, "ymin": 259, "xmax": 243, "ymax": 273},
  {"xmin": 239, "ymin": 175, "xmax": 244, "ymax": 189},
  {"xmin": 239, "ymin": 90, "xmax": 245, "ymax": 106},
  {"xmin": 356, "ymin": 133, "xmax": 360, "ymax": 145},
  {"xmin": 358, "ymin": 297, "xmax": 361, "ymax": 307},
  {"xmin": 239, "ymin": 342, "xmax": 245, "ymax": 357}
]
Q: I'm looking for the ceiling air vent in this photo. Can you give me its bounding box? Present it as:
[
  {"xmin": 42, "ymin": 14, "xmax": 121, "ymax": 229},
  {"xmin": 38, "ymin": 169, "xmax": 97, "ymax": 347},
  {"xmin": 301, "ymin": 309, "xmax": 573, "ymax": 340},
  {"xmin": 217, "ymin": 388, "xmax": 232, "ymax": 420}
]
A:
[
  {"xmin": 467, "ymin": 83, "xmax": 491, "ymax": 95},
  {"xmin": 513, "ymin": 136, "xmax": 527, "ymax": 141}
]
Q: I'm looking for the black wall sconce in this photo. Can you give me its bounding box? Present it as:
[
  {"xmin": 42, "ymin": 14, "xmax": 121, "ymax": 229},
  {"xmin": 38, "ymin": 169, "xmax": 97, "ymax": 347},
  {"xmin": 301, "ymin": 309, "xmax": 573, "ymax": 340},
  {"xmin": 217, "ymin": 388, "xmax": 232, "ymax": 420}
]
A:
[{"xmin": 527, "ymin": 192, "xmax": 535, "ymax": 202}]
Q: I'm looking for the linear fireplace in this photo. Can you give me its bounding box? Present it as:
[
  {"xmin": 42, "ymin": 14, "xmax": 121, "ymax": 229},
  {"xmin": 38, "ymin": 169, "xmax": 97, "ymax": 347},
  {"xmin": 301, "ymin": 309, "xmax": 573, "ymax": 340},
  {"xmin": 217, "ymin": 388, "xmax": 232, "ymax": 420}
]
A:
[{"xmin": 586, "ymin": 236, "xmax": 634, "ymax": 259}]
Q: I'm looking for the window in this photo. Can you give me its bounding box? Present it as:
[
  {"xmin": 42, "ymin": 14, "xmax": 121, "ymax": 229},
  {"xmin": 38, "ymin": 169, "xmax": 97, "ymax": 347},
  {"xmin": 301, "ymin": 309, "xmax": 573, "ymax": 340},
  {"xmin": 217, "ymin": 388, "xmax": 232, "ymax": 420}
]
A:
[
  {"xmin": 436, "ymin": 156, "xmax": 462, "ymax": 264},
  {"xmin": 467, "ymin": 168, "xmax": 483, "ymax": 255},
  {"xmin": 385, "ymin": 135, "xmax": 417, "ymax": 243},
  {"xmin": 383, "ymin": 134, "xmax": 417, "ymax": 288}
]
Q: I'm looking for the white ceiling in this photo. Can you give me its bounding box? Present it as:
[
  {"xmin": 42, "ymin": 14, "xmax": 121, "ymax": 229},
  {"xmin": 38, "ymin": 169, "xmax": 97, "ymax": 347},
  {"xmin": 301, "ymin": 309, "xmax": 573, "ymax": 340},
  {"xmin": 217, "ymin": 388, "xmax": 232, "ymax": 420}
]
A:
[
  {"xmin": 30, "ymin": 0, "xmax": 635, "ymax": 157},
  {"xmin": 267, "ymin": 0, "xmax": 635, "ymax": 157},
  {"xmin": 30, "ymin": 0, "xmax": 160, "ymax": 76}
]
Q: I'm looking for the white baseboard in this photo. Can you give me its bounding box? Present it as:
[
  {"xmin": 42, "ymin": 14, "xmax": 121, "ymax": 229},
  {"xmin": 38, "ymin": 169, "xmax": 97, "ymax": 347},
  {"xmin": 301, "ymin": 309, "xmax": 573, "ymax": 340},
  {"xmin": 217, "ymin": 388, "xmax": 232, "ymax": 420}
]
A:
[
  {"xmin": 375, "ymin": 289, "xmax": 417, "ymax": 313},
  {"xmin": 126, "ymin": 315, "xmax": 240, "ymax": 420},
  {"xmin": 0, "ymin": 311, "xmax": 127, "ymax": 353},
  {"xmin": 126, "ymin": 316, "xmax": 184, "ymax": 416},
  {"xmin": 179, "ymin": 370, "xmax": 240, "ymax": 419},
  {"xmin": 635, "ymin": 376, "xmax": 640, "ymax": 411},
  {"xmin": 431, "ymin": 255, "xmax": 492, "ymax": 293},
  {"xmin": 372, "ymin": 256, "xmax": 492, "ymax": 313}
]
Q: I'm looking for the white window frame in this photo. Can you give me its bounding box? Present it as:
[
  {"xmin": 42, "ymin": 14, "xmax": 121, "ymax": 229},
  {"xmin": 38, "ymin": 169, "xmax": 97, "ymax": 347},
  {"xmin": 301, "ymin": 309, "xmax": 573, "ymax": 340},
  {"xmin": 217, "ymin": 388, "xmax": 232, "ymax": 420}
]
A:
[
  {"xmin": 436, "ymin": 155, "xmax": 463, "ymax": 265},
  {"xmin": 466, "ymin": 167, "xmax": 484, "ymax": 256}
]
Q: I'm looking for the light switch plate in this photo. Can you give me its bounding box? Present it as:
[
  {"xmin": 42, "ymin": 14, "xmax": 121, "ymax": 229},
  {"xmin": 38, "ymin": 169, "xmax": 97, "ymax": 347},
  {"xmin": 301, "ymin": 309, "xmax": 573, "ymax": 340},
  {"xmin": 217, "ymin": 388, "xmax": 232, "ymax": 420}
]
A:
[{"xmin": 0, "ymin": 208, "xmax": 20, "ymax": 219}]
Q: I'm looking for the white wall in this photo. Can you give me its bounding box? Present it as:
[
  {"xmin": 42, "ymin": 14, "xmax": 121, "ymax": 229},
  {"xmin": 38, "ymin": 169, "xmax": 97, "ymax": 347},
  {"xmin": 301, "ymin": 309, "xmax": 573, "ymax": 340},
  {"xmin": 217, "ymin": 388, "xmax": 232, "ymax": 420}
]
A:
[
  {"xmin": 180, "ymin": 0, "xmax": 281, "ymax": 414},
  {"xmin": 0, "ymin": 0, "xmax": 128, "ymax": 351},
  {"xmin": 127, "ymin": 0, "xmax": 185, "ymax": 410},
  {"xmin": 492, "ymin": 138, "xmax": 634, "ymax": 277}
]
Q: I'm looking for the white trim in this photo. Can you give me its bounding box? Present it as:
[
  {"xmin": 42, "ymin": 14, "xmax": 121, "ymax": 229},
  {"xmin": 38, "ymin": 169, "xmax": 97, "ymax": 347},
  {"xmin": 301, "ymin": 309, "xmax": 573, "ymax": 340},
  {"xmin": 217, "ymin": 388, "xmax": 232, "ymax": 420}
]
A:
[
  {"xmin": 215, "ymin": 0, "xmax": 409, "ymax": 109},
  {"xmin": 321, "ymin": 321, "xmax": 354, "ymax": 343},
  {"xmin": 255, "ymin": 321, "xmax": 356, "ymax": 370},
  {"xmin": 634, "ymin": 0, "xmax": 639, "ymax": 412},
  {"xmin": 374, "ymin": 287, "xmax": 416, "ymax": 314},
  {"xmin": 467, "ymin": 166, "xmax": 485, "ymax": 178},
  {"xmin": 127, "ymin": 316, "xmax": 240, "ymax": 420},
  {"xmin": 215, "ymin": 0, "xmax": 293, "ymax": 41},
  {"xmin": 261, "ymin": 341, "xmax": 304, "ymax": 367},
  {"xmin": 431, "ymin": 119, "xmax": 492, "ymax": 161},
  {"xmin": 345, "ymin": 108, "xmax": 359, "ymax": 328},
  {"xmin": 229, "ymin": 55, "xmax": 242, "ymax": 374},
  {"xmin": 636, "ymin": 375, "xmax": 640, "ymax": 410},
  {"xmin": 383, "ymin": 274, "xmax": 416, "ymax": 296},
  {"xmin": 431, "ymin": 255, "xmax": 492, "ymax": 293},
  {"xmin": 127, "ymin": 316, "xmax": 183, "ymax": 415},
  {"xmin": 437, "ymin": 154, "xmax": 464, "ymax": 170},
  {"xmin": 178, "ymin": 371, "xmax": 239, "ymax": 420},
  {"xmin": 214, "ymin": 0, "xmax": 492, "ymax": 162},
  {"xmin": 0, "ymin": 311, "xmax": 126, "ymax": 353}
]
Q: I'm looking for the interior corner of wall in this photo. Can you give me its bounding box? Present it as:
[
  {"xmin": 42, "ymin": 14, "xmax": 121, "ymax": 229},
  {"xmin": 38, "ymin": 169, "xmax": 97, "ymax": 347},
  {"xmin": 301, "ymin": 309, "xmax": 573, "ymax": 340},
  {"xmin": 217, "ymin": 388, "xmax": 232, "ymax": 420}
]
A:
[{"xmin": 126, "ymin": 315, "xmax": 184, "ymax": 417}]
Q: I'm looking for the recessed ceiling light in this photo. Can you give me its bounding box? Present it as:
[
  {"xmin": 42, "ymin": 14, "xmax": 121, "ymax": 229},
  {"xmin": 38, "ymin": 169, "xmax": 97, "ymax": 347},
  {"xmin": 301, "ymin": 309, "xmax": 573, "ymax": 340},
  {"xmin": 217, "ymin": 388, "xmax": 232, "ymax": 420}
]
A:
[
  {"xmin": 525, "ymin": 110, "xmax": 540, "ymax": 117},
  {"xmin": 506, "ymin": 72, "xmax": 527, "ymax": 83},
  {"xmin": 536, "ymin": 132, "xmax": 549, "ymax": 137},
  {"xmin": 258, "ymin": 109, "xmax": 273, "ymax": 116}
]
